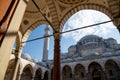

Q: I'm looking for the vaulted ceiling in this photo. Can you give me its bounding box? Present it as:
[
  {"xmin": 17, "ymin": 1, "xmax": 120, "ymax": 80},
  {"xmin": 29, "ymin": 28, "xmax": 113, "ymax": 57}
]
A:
[{"xmin": 18, "ymin": 0, "xmax": 120, "ymax": 46}]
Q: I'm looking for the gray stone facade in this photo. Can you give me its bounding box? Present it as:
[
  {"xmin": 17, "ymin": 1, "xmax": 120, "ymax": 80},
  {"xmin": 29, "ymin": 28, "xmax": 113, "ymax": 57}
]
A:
[{"xmin": 5, "ymin": 35, "xmax": 120, "ymax": 80}]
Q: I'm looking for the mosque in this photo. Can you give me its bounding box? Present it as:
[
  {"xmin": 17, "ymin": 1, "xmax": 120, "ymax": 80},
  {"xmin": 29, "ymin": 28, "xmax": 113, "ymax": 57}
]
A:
[
  {"xmin": 0, "ymin": 0, "xmax": 120, "ymax": 80},
  {"xmin": 4, "ymin": 25, "xmax": 120, "ymax": 80}
]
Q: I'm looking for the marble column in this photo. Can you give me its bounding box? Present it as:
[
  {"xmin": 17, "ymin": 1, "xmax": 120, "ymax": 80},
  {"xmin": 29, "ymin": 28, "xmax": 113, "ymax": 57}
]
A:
[
  {"xmin": 53, "ymin": 32, "xmax": 61, "ymax": 80},
  {"xmin": 0, "ymin": 0, "xmax": 29, "ymax": 79}
]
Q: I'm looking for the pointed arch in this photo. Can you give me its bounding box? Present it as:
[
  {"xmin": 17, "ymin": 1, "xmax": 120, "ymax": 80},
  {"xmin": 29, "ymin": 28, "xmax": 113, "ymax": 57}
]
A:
[
  {"xmin": 88, "ymin": 62, "xmax": 103, "ymax": 80},
  {"xmin": 43, "ymin": 71, "xmax": 49, "ymax": 80},
  {"xmin": 4, "ymin": 59, "xmax": 21, "ymax": 80},
  {"xmin": 20, "ymin": 64, "xmax": 33, "ymax": 80},
  {"xmin": 34, "ymin": 68, "xmax": 42, "ymax": 80},
  {"xmin": 74, "ymin": 64, "xmax": 85, "ymax": 80},
  {"xmin": 60, "ymin": 4, "xmax": 112, "ymax": 31},
  {"xmin": 22, "ymin": 20, "xmax": 48, "ymax": 43},
  {"xmin": 105, "ymin": 59, "xmax": 120, "ymax": 80},
  {"xmin": 62, "ymin": 65, "xmax": 72, "ymax": 80}
]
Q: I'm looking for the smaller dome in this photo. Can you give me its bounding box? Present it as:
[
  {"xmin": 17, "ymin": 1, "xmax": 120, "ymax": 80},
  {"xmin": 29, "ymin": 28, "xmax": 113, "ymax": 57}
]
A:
[
  {"xmin": 73, "ymin": 57, "xmax": 84, "ymax": 61},
  {"xmin": 38, "ymin": 62, "xmax": 47, "ymax": 67},
  {"xmin": 32, "ymin": 59, "xmax": 39, "ymax": 62},
  {"xmin": 61, "ymin": 53, "xmax": 70, "ymax": 59},
  {"xmin": 21, "ymin": 53, "xmax": 31, "ymax": 60},
  {"xmin": 61, "ymin": 58, "xmax": 73, "ymax": 63},
  {"xmin": 85, "ymin": 51, "xmax": 99, "ymax": 57},
  {"xmin": 115, "ymin": 50, "xmax": 120, "ymax": 56},
  {"xmin": 45, "ymin": 60, "xmax": 53, "ymax": 64},
  {"xmin": 102, "ymin": 52, "xmax": 112, "ymax": 57}
]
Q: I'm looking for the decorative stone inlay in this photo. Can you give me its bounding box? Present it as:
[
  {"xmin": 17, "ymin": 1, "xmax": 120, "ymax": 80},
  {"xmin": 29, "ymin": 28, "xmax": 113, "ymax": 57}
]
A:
[
  {"xmin": 23, "ymin": 20, "xmax": 29, "ymax": 25},
  {"xmin": 58, "ymin": 0, "xmax": 89, "ymax": 4}
]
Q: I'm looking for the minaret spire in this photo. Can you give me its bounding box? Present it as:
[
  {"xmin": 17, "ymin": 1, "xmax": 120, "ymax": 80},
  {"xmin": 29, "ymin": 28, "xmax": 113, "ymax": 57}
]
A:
[{"xmin": 42, "ymin": 25, "xmax": 50, "ymax": 61}]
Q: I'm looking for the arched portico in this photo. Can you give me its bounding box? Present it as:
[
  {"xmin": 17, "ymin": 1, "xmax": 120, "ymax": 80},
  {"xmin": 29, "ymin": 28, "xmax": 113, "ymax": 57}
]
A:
[{"xmin": 0, "ymin": 0, "xmax": 120, "ymax": 80}]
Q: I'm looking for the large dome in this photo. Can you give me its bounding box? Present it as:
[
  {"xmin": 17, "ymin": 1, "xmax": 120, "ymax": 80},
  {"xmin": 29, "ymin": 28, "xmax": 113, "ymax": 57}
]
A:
[{"xmin": 79, "ymin": 35, "xmax": 100, "ymax": 42}]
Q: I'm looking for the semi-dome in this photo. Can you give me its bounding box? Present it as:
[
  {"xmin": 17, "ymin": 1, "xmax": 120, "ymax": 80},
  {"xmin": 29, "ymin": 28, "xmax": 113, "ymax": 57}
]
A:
[
  {"xmin": 85, "ymin": 51, "xmax": 99, "ymax": 57},
  {"xmin": 79, "ymin": 35, "xmax": 100, "ymax": 42},
  {"xmin": 32, "ymin": 59, "xmax": 39, "ymax": 62},
  {"xmin": 38, "ymin": 62, "xmax": 47, "ymax": 67},
  {"xmin": 106, "ymin": 38, "xmax": 117, "ymax": 45},
  {"xmin": 21, "ymin": 53, "xmax": 31, "ymax": 60},
  {"xmin": 102, "ymin": 52, "xmax": 113, "ymax": 57},
  {"xmin": 61, "ymin": 58, "xmax": 73, "ymax": 63},
  {"xmin": 73, "ymin": 57, "xmax": 84, "ymax": 61},
  {"xmin": 115, "ymin": 50, "xmax": 120, "ymax": 56}
]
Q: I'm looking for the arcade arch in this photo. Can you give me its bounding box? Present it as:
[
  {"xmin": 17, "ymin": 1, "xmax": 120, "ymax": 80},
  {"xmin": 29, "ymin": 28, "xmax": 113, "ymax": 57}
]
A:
[
  {"xmin": 88, "ymin": 62, "xmax": 103, "ymax": 80},
  {"xmin": 60, "ymin": 4, "xmax": 112, "ymax": 31},
  {"xmin": 62, "ymin": 65, "xmax": 72, "ymax": 80},
  {"xmin": 74, "ymin": 64, "xmax": 85, "ymax": 80},
  {"xmin": 43, "ymin": 71, "xmax": 49, "ymax": 80},
  {"xmin": 20, "ymin": 64, "xmax": 33, "ymax": 80},
  {"xmin": 4, "ymin": 59, "xmax": 21, "ymax": 80},
  {"xmin": 34, "ymin": 68, "xmax": 42, "ymax": 80},
  {"xmin": 0, "ymin": 0, "xmax": 120, "ymax": 80},
  {"xmin": 105, "ymin": 60, "xmax": 120, "ymax": 80}
]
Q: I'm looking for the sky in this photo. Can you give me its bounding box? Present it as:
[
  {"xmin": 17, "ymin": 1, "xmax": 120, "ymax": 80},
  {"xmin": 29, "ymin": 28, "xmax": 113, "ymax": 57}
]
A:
[{"xmin": 22, "ymin": 10, "xmax": 120, "ymax": 61}]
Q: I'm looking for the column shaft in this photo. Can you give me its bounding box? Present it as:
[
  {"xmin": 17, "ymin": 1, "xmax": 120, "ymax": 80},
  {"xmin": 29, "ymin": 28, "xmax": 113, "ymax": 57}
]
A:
[{"xmin": 53, "ymin": 33, "xmax": 61, "ymax": 80}]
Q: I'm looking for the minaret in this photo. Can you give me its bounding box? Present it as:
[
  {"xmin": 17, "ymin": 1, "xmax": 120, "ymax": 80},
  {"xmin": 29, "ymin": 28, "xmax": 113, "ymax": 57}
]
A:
[{"xmin": 42, "ymin": 25, "xmax": 50, "ymax": 61}]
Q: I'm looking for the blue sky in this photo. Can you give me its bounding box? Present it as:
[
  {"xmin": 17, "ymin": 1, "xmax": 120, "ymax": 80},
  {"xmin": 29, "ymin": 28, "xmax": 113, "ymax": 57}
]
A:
[{"xmin": 22, "ymin": 10, "xmax": 120, "ymax": 61}]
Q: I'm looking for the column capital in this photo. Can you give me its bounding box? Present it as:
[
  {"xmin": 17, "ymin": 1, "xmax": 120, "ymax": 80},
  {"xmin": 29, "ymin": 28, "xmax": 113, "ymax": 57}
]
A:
[
  {"xmin": 114, "ymin": 17, "xmax": 120, "ymax": 26},
  {"xmin": 53, "ymin": 32, "xmax": 61, "ymax": 39}
]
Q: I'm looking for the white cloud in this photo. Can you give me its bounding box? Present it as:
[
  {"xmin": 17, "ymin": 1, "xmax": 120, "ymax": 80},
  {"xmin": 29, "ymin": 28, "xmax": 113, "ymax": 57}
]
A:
[{"xmin": 62, "ymin": 10, "xmax": 120, "ymax": 43}]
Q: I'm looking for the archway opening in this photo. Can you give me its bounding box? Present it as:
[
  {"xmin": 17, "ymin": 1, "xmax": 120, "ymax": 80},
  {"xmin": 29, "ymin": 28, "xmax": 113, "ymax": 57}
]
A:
[
  {"xmin": 62, "ymin": 65, "xmax": 72, "ymax": 80},
  {"xmin": 22, "ymin": 24, "xmax": 54, "ymax": 61},
  {"xmin": 34, "ymin": 68, "xmax": 42, "ymax": 80},
  {"xmin": 92, "ymin": 69, "xmax": 101, "ymax": 80},
  {"xmin": 74, "ymin": 64, "xmax": 85, "ymax": 80},
  {"xmin": 43, "ymin": 71, "xmax": 49, "ymax": 80},
  {"xmin": 61, "ymin": 10, "xmax": 120, "ymax": 54},
  {"xmin": 21, "ymin": 65, "xmax": 33, "ymax": 80},
  {"xmin": 105, "ymin": 60, "xmax": 120, "ymax": 80},
  {"xmin": 4, "ymin": 60, "xmax": 15, "ymax": 80},
  {"xmin": 88, "ymin": 62, "xmax": 103, "ymax": 80},
  {"xmin": 4, "ymin": 60, "xmax": 20, "ymax": 80}
]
